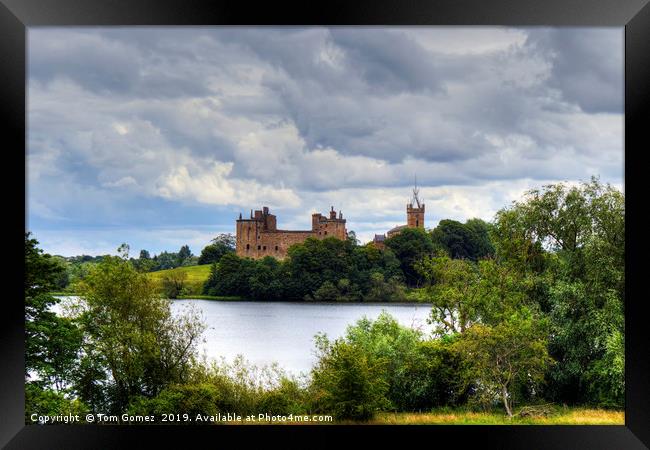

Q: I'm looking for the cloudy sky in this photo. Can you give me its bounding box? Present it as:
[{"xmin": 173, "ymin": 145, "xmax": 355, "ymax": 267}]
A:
[{"xmin": 27, "ymin": 27, "xmax": 624, "ymax": 257}]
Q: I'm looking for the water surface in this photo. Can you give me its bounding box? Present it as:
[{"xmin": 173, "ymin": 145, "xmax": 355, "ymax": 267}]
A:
[{"xmin": 170, "ymin": 300, "xmax": 433, "ymax": 376}]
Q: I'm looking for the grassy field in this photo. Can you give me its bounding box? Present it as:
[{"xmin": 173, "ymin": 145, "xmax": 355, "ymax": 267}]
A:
[
  {"xmin": 232, "ymin": 407, "xmax": 623, "ymax": 425},
  {"xmin": 55, "ymin": 265, "xmax": 241, "ymax": 299},
  {"xmin": 366, "ymin": 407, "xmax": 624, "ymax": 425},
  {"xmin": 148, "ymin": 264, "xmax": 212, "ymax": 295}
]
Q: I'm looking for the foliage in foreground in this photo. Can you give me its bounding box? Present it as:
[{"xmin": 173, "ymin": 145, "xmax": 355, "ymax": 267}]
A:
[{"xmin": 25, "ymin": 177, "xmax": 625, "ymax": 422}]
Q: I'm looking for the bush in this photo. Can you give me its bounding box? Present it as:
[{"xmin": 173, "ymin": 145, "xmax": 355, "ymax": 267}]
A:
[
  {"xmin": 403, "ymin": 338, "xmax": 470, "ymax": 409},
  {"xmin": 25, "ymin": 383, "xmax": 89, "ymax": 423},
  {"xmin": 258, "ymin": 378, "xmax": 309, "ymax": 416},
  {"xmin": 161, "ymin": 271, "xmax": 188, "ymax": 299},
  {"xmin": 128, "ymin": 384, "xmax": 222, "ymax": 418},
  {"xmin": 310, "ymin": 337, "xmax": 389, "ymax": 421},
  {"xmin": 342, "ymin": 313, "xmax": 467, "ymax": 410}
]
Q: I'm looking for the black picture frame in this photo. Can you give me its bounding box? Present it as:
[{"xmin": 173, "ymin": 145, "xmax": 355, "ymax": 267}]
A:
[{"xmin": 2, "ymin": 0, "xmax": 649, "ymax": 448}]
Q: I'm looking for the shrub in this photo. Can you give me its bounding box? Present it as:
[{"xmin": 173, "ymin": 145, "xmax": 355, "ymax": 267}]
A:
[
  {"xmin": 310, "ymin": 338, "xmax": 389, "ymax": 421},
  {"xmin": 128, "ymin": 383, "xmax": 222, "ymax": 418},
  {"xmin": 258, "ymin": 378, "xmax": 309, "ymax": 416},
  {"xmin": 25, "ymin": 383, "xmax": 89, "ymax": 423}
]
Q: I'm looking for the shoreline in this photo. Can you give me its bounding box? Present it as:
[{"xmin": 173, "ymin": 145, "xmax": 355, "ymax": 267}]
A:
[
  {"xmin": 51, "ymin": 292, "xmax": 433, "ymax": 305},
  {"xmin": 174, "ymin": 297, "xmax": 434, "ymax": 306}
]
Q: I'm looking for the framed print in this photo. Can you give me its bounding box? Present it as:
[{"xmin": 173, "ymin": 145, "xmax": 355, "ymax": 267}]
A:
[{"xmin": 3, "ymin": 0, "xmax": 649, "ymax": 448}]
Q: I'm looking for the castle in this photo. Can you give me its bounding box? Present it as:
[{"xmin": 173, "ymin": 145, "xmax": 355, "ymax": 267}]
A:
[
  {"xmin": 372, "ymin": 183, "xmax": 425, "ymax": 248},
  {"xmin": 236, "ymin": 206, "xmax": 347, "ymax": 259}
]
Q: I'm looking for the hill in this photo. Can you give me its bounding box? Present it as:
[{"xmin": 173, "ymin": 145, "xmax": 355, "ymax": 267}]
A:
[{"xmin": 148, "ymin": 264, "xmax": 212, "ymax": 296}]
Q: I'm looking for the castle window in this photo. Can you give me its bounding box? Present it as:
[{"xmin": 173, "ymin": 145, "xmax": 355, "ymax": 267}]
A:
[
  {"xmin": 258, "ymin": 245, "xmax": 261, "ymax": 250},
  {"xmin": 275, "ymin": 246, "xmax": 278, "ymax": 251},
  {"xmin": 263, "ymin": 246, "xmax": 266, "ymax": 250},
  {"xmin": 246, "ymin": 244, "xmax": 250, "ymax": 250},
  {"xmin": 416, "ymin": 219, "xmax": 419, "ymax": 227},
  {"xmin": 324, "ymin": 231, "xmax": 328, "ymax": 235}
]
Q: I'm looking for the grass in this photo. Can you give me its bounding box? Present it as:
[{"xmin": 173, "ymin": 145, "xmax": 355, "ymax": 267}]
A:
[
  {"xmin": 366, "ymin": 407, "xmax": 624, "ymax": 425},
  {"xmin": 228, "ymin": 407, "xmax": 623, "ymax": 425},
  {"xmin": 54, "ymin": 265, "xmax": 242, "ymax": 300},
  {"xmin": 147, "ymin": 264, "xmax": 213, "ymax": 295}
]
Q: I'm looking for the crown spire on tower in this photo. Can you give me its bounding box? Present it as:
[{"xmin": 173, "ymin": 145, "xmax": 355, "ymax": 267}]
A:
[{"xmin": 411, "ymin": 175, "xmax": 422, "ymax": 208}]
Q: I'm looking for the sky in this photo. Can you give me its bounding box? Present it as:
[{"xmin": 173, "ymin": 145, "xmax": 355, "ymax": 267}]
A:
[{"xmin": 26, "ymin": 27, "xmax": 624, "ymax": 257}]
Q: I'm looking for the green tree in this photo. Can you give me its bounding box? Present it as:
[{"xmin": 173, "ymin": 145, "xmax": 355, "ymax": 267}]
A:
[
  {"xmin": 430, "ymin": 219, "xmax": 493, "ymax": 261},
  {"xmin": 152, "ymin": 251, "xmax": 180, "ymax": 271},
  {"xmin": 310, "ymin": 313, "xmax": 468, "ymax": 414},
  {"xmin": 312, "ymin": 281, "xmax": 340, "ymax": 302},
  {"xmin": 25, "ymin": 233, "xmax": 82, "ymax": 391},
  {"xmin": 457, "ymin": 309, "xmax": 552, "ymax": 417},
  {"xmin": 198, "ymin": 233, "xmax": 236, "ymax": 266},
  {"xmin": 492, "ymin": 177, "xmax": 624, "ymax": 407},
  {"xmin": 343, "ymin": 313, "xmax": 424, "ymax": 410},
  {"xmin": 465, "ymin": 218, "xmax": 496, "ymax": 259},
  {"xmin": 177, "ymin": 245, "xmax": 192, "ymax": 265},
  {"xmin": 211, "ymin": 233, "xmax": 236, "ymax": 249},
  {"xmin": 25, "ymin": 383, "xmax": 88, "ymax": 423},
  {"xmin": 67, "ymin": 260, "xmax": 97, "ymax": 286},
  {"xmin": 285, "ymin": 237, "xmax": 355, "ymax": 299},
  {"xmin": 76, "ymin": 254, "xmax": 206, "ymax": 413},
  {"xmin": 198, "ymin": 243, "xmax": 234, "ymax": 265},
  {"xmin": 310, "ymin": 337, "xmax": 389, "ymax": 421},
  {"xmin": 474, "ymin": 258, "xmax": 533, "ymax": 325},
  {"xmin": 363, "ymin": 273, "xmax": 406, "ymax": 303},
  {"xmin": 117, "ymin": 243, "xmax": 130, "ymax": 259},
  {"xmin": 346, "ymin": 230, "xmax": 359, "ymax": 246},
  {"xmin": 384, "ymin": 228, "xmax": 435, "ymax": 287},
  {"xmin": 248, "ymin": 256, "xmax": 285, "ymax": 300},
  {"xmin": 415, "ymin": 255, "xmax": 481, "ymax": 335},
  {"xmin": 203, "ymin": 253, "xmax": 256, "ymax": 297},
  {"xmin": 51, "ymin": 256, "xmax": 70, "ymax": 290}
]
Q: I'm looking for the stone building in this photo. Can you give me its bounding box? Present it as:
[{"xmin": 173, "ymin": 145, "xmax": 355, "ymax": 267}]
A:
[
  {"xmin": 236, "ymin": 206, "xmax": 347, "ymax": 259},
  {"xmin": 373, "ymin": 183, "xmax": 425, "ymax": 247}
]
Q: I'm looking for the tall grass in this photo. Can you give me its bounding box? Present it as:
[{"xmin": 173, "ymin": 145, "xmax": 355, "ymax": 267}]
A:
[{"xmin": 369, "ymin": 407, "xmax": 624, "ymax": 425}]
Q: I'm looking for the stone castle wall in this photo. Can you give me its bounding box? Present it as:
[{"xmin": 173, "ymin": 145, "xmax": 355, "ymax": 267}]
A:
[{"xmin": 236, "ymin": 207, "xmax": 346, "ymax": 260}]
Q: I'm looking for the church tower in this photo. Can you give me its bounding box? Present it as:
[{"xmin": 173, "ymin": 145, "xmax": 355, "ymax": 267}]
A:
[{"xmin": 406, "ymin": 177, "xmax": 425, "ymax": 229}]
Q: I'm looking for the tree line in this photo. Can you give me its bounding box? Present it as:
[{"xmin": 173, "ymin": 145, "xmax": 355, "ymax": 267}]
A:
[
  {"xmin": 51, "ymin": 234, "xmax": 237, "ymax": 291},
  {"xmin": 201, "ymin": 218, "xmax": 494, "ymax": 301}
]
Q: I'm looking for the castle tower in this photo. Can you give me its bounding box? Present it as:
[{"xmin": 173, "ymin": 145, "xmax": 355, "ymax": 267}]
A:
[
  {"xmin": 406, "ymin": 178, "xmax": 425, "ymax": 229},
  {"xmin": 313, "ymin": 207, "xmax": 346, "ymax": 239}
]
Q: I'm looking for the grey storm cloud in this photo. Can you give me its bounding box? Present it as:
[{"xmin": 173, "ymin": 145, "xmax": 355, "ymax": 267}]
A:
[
  {"xmin": 28, "ymin": 27, "xmax": 623, "ymax": 169},
  {"xmin": 29, "ymin": 29, "xmax": 214, "ymax": 99},
  {"xmin": 523, "ymin": 28, "xmax": 623, "ymax": 113}
]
